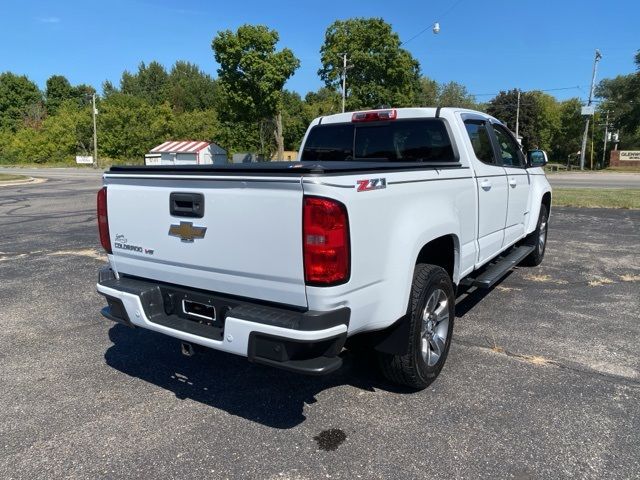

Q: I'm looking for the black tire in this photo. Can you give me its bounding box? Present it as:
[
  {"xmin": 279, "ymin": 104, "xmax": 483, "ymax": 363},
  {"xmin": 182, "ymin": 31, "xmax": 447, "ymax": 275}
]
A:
[
  {"xmin": 521, "ymin": 203, "xmax": 548, "ymax": 267},
  {"xmin": 377, "ymin": 264, "xmax": 455, "ymax": 390}
]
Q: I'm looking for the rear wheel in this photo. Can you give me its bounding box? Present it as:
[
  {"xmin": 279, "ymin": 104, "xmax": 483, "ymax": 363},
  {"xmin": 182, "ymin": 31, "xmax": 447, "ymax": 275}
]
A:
[
  {"xmin": 377, "ymin": 264, "xmax": 455, "ymax": 389},
  {"xmin": 521, "ymin": 203, "xmax": 548, "ymax": 266}
]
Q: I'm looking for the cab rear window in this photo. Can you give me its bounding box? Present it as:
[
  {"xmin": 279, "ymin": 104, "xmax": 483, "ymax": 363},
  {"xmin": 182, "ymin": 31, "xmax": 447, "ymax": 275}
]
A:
[{"xmin": 301, "ymin": 119, "xmax": 455, "ymax": 162}]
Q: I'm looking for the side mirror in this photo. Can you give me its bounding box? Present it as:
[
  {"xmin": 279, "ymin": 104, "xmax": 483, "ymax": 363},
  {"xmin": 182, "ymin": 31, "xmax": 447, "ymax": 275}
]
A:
[{"xmin": 527, "ymin": 149, "xmax": 548, "ymax": 167}]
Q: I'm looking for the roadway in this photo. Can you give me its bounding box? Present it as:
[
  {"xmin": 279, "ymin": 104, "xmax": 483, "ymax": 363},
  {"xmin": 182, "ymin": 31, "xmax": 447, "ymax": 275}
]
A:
[{"xmin": 546, "ymin": 172, "xmax": 640, "ymax": 189}]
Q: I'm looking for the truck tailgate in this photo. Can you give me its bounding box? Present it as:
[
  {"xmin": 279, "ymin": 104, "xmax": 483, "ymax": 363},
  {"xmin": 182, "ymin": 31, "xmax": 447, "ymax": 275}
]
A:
[{"xmin": 103, "ymin": 175, "xmax": 307, "ymax": 307}]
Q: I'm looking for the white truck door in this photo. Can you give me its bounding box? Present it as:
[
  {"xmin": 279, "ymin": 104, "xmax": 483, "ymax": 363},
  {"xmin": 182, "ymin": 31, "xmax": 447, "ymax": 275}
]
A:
[
  {"xmin": 462, "ymin": 119, "xmax": 508, "ymax": 266},
  {"xmin": 491, "ymin": 124, "xmax": 530, "ymax": 247}
]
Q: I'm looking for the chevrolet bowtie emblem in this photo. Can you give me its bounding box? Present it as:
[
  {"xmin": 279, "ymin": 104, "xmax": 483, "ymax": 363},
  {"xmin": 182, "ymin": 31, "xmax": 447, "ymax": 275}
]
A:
[{"xmin": 168, "ymin": 221, "xmax": 207, "ymax": 242}]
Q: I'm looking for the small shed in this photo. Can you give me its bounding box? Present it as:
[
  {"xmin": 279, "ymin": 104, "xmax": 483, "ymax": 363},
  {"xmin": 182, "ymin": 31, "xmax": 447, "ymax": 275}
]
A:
[{"xmin": 145, "ymin": 141, "xmax": 227, "ymax": 165}]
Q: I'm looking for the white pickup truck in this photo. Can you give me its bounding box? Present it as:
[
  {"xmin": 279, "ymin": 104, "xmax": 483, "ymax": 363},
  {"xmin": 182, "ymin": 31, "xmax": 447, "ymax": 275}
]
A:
[{"xmin": 96, "ymin": 107, "xmax": 551, "ymax": 389}]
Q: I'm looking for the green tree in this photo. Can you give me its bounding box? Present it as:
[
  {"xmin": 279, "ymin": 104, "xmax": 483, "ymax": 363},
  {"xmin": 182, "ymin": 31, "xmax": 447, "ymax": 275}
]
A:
[
  {"xmin": 216, "ymin": 120, "xmax": 261, "ymax": 155},
  {"xmin": 72, "ymin": 84, "xmax": 96, "ymax": 107},
  {"xmin": 46, "ymin": 75, "xmax": 95, "ymax": 114},
  {"xmin": 414, "ymin": 77, "xmax": 439, "ymax": 107},
  {"xmin": 281, "ymin": 90, "xmax": 311, "ymax": 151},
  {"xmin": 45, "ymin": 75, "xmax": 73, "ymax": 115},
  {"xmin": 553, "ymin": 98, "xmax": 583, "ymax": 164},
  {"xmin": 41, "ymin": 100, "xmax": 93, "ymax": 162},
  {"xmin": 120, "ymin": 61, "xmax": 169, "ymax": 105},
  {"xmin": 0, "ymin": 72, "xmax": 42, "ymax": 132},
  {"xmin": 212, "ymin": 24, "xmax": 300, "ymax": 159},
  {"xmin": 5, "ymin": 100, "xmax": 92, "ymax": 163},
  {"xmin": 171, "ymin": 109, "xmax": 219, "ymax": 141},
  {"xmin": 102, "ymin": 80, "xmax": 119, "ymax": 98},
  {"xmin": 21, "ymin": 102, "xmax": 47, "ymax": 130},
  {"xmin": 529, "ymin": 91, "xmax": 561, "ymax": 153},
  {"xmin": 487, "ymin": 90, "xmax": 567, "ymax": 156},
  {"xmin": 0, "ymin": 129, "xmax": 16, "ymax": 162},
  {"xmin": 487, "ymin": 89, "xmax": 542, "ymax": 150},
  {"xmin": 166, "ymin": 61, "xmax": 218, "ymax": 112},
  {"xmin": 7, "ymin": 126, "xmax": 47, "ymax": 162},
  {"xmin": 99, "ymin": 93, "xmax": 172, "ymax": 162},
  {"xmin": 304, "ymin": 87, "xmax": 341, "ymax": 117},
  {"xmin": 437, "ymin": 81, "xmax": 477, "ymax": 109},
  {"xmin": 596, "ymin": 50, "xmax": 640, "ymax": 149},
  {"xmin": 318, "ymin": 18, "xmax": 421, "ymax": 110}
]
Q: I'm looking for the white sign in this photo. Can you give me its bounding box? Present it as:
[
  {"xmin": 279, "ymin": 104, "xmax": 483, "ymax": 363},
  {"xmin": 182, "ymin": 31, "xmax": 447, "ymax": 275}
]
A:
[
  {"xmin": 619, "ymin": 151, "xmax": 640, "ymax": 161},
  {"xmin": 145, "ymin": 155, "xmax": 161, "ymax": 165},
  {"xmin": 581, "ymin": 106, "xmax": 595, "ymax": 116},
  {"xmin": 75, "ymin": 155, "xmax": 94, "ymax": 164}
]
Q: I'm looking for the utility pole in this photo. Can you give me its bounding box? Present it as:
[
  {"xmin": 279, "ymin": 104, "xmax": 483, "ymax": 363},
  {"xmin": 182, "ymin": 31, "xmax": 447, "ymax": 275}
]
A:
[
  {"xmin": 92, "ymin": 93, "xmax": 98, "ymax": 168},
  {"xmin": 340, "ymin": 53, "xmax": 348, "ymax": 113},
  {"xmin": 579, "ymin": 49, "xmax": 602, "ymax": 170},
  {"xmin": 590, "ymin": 114, "xmax": 595, "ymax": 170},
  {"xmin": 601, "ymin": 110, "xmax": 610, "ymax": 168},
  {"xmin": 515, "ymin": 89, "xmax": 521, "ymax": 142}
]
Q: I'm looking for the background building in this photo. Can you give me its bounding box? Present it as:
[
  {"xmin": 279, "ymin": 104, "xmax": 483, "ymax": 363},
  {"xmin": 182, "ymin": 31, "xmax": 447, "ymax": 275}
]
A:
[{"xmin": 145, "ymin": 141, "xmax": 227, "ymax": 165}]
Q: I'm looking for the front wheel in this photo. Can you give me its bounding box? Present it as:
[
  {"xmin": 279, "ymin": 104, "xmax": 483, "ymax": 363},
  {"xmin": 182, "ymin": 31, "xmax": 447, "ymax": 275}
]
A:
[
  {"xmin": 521, "ymin": 203, "xmax": 548, "ymax": 266},
  {"xmin": 377, "ymin": 264, "xmax": 455, "ymax": 389}
]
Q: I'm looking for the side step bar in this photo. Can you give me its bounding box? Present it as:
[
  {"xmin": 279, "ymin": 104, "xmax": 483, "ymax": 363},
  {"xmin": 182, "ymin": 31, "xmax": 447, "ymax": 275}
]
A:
[{"xmin": 463, "ymin": 245, "xmax": 535, "ymax": 289}]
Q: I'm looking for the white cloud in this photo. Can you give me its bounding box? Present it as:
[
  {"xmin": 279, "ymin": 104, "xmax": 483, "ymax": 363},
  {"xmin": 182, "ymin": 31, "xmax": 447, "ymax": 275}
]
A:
[{"xmin": 37, "ymin": 16, "xmax": 61, "ymax": 24}]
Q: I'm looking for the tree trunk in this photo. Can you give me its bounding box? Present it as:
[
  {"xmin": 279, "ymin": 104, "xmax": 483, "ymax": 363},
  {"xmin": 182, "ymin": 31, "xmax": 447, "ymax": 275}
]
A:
[
  {"xmin": 274, "ymin": 111, "xmax": 284, "ymax": 161},
  {"xmin": 258, "ymin": 120, "xmax": 265, "ymax": 158}
]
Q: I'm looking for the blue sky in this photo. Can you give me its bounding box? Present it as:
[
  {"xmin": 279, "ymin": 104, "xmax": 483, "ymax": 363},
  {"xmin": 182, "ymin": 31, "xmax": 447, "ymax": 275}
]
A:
[{"xmin": 1, "ymin": 0, "xmax": 637, "ymax": 102}]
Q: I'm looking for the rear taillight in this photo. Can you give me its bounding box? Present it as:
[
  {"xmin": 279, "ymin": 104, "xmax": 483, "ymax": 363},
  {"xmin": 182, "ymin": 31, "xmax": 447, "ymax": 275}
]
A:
[
  {"xmin": 97, "ymin": 187, "xmax": 112, "ymax": 254},
  {"xmin": 303, "ymin": 196, "xmax": 350, "ymax": 286}
]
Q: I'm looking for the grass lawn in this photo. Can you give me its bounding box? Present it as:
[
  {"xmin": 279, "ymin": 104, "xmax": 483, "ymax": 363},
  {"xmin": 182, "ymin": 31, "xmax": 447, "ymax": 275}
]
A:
[
  {"xmin": 552, "ymin": 188, "xmax": 640, "ymax": 209},
  {"xmin": 545, "ymin": 167, "xmax": 640, "ymax": 174},
  {"xmin": 0, "ymin": 173, "xmax": 28, "ymax": 182}
]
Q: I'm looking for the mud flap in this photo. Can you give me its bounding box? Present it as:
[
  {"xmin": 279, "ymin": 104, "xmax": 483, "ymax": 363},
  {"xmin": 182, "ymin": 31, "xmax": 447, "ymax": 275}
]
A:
[{"xmin": 372, "ymin": 315, "xmax": 411, "ymax": 355}]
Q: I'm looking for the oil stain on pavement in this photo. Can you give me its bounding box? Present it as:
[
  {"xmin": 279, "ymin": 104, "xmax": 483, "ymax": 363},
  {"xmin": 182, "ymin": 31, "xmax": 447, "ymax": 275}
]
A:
[{"xmin": 313, "ymin": 429, "xmax": 347, "ymax": 451}]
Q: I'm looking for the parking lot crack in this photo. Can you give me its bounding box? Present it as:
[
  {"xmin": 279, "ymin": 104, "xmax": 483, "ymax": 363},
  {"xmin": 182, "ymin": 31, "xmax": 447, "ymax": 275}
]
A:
[{"xmin": 454, "ymin": 338, "xmax": 640, "ymax": 389}]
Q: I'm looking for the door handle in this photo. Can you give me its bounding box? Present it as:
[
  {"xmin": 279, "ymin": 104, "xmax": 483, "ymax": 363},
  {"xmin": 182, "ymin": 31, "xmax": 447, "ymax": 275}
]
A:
[
  {"xmin": 509, "ymin": 178, "xmax": 517, "ymax": 188},
  {"xmin": 170, "ymin": 192, "xmax": 205, "ymax": 218},
  {"xmin": 480, "ymin": 179, "xmax": 492, "ymax": 190}
]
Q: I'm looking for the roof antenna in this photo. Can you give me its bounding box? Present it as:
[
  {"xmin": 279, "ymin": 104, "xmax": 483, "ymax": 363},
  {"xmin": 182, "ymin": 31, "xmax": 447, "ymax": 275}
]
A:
[{"xmin": 435, "ymin": 106, "xmax": 442, "ymax": 118}]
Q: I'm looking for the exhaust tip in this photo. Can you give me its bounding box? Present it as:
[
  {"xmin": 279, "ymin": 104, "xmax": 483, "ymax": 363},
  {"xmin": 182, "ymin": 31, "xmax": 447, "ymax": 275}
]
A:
[{"xmin": 181, "ymin": 341, "xmax": 195, "ymax": 357}]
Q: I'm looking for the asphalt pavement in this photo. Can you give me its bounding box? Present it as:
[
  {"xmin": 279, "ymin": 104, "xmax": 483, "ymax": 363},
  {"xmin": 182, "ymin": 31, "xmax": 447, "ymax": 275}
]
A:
[
  {"xmin": 1, "ymin": 170, "xmax": 639, "ymax": 479},
  {"xmin": 0, "ymin": 166, "xmax": 103, "ymax": 180}
]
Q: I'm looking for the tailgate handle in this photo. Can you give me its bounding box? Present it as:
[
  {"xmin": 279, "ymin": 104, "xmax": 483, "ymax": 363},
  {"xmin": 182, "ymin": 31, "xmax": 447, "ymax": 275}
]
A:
[{"xmin": 170, "ymin": 192, "xmax": 205, "ymax": 218}]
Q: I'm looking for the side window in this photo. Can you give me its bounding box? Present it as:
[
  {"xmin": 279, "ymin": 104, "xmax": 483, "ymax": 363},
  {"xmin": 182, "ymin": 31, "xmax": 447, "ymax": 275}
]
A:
[
  {"xmin": 492, "ymin": 125, "xmax": 525, "ymax": 167},
  {"xmin": 464, "ymin": 120, "xmax": 496, "ymax": 165}
]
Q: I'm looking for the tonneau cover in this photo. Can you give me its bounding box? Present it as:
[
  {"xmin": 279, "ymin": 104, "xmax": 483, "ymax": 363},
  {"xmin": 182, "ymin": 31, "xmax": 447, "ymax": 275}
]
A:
[{"xmin": 107, "ymin": 161, "xmax": 463, "ymax": 176}]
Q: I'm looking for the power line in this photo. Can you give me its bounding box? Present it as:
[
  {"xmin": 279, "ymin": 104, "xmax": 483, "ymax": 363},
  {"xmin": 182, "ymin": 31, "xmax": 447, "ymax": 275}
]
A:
[
  {"xmin": 400, "ymin": 0, "xmax": 465, "ymax": 46},
  {"xmin": 470, "ymin": 86, "xmax": 586, "ymax": 97}
]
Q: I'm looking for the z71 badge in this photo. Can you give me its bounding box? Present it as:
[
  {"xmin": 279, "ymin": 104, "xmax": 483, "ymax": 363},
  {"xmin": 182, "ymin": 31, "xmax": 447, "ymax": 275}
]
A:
[{"xmin": 356, "ymin": 178, "xmax": 386, "ymax": 192}]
